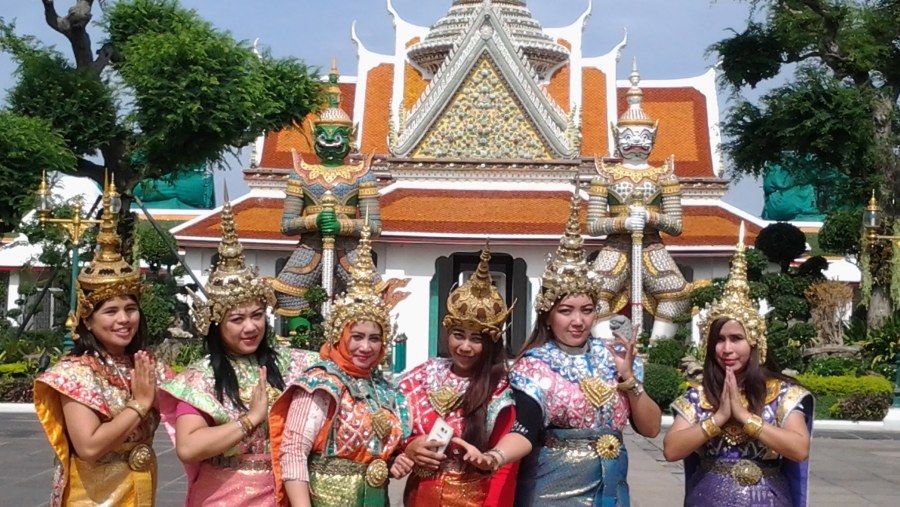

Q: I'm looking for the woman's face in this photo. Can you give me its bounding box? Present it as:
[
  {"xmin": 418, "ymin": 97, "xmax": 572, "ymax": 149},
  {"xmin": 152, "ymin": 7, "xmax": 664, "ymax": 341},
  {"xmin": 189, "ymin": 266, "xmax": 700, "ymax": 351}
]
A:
[
  {"xmin": 347, "ymin": 320, "xmax": 383, "ymax": 371},
  {"xmin": 447, "ymin": 323, "xmax": 485, "ymax": 376},
  {"xmin": 220, "ymin": 302, "xmax": 266, "ymax": 356},
  {"xmin": 85, "ymin": 296, "xmax": 140, "ymax": 356},
  {"xmin": 714, "ymin": 319, "xmax": 752, "ymax": 374},
  {"xmin": 548, "ymin": 294, "xmax": 595, "ymax": 348}
]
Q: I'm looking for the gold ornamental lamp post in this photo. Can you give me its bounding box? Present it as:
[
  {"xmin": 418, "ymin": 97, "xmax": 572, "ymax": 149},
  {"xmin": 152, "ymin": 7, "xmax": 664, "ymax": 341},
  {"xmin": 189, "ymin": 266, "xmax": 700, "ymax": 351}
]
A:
[
  {"xmin": 861, "ymin": 191, "xmax": 900, "ymax": 411},
  {"xmin": 35, "ymin": 172, "xmax": 121, "ymax": 351}
]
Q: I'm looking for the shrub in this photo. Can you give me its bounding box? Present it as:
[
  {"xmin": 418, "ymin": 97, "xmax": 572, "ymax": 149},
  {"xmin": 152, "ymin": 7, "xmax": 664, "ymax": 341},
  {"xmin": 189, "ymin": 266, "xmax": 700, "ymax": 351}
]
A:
[
  {"xmin": 755, "ymin": 222, "xmax": 807, "ymax": 273},
  {"xmin": 804, "ymin": 357, "xmax": 862, "ymax": 377},
  {"xmin": 830, "ymin": 392, "xmax": 892, "ymax": 421},
  {"xmin": 796, "ymin": 374, "xmax": 893, "ymax": 398},
  {"xmin": 648, "ymin": 339, "xmax": 686, "ymax": 369},
  {"xmin": 644, "ymin": 363, "xmax": 683, "ymax": 411},
  {"xmin": 814, "ymin": 394, "xmax": 838, "ymax": 421}
]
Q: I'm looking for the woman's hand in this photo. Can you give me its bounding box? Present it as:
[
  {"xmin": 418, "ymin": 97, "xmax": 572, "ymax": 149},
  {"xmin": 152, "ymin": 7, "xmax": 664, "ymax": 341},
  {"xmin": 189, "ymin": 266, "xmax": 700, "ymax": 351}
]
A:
[
  {"xmin": 712, "ymin": 372, "xmax": 732, "ymax": 427},
  {"xmin": 404, "ymin": 436, "xmax": 446, "ymax": 469},
  {"xmin": 726, "ymin": 369, "xmax": 751, "ymax": 424},
  {"xmin": 452, "ymin": 437, "xmax": 494, "ymax": 472},
  {"xmin": 131, "ymin": 350, "xmax": 157, "ymax": 408},
  {"xmin": 390, "ymin": 453, "xmax": 414, "ymax": 478},
  {"xmin": 247, "ymin": 366, "xmax": 269, "ymax": 427},
  {"xmin": 605, "ymin": 330, "xmax": 637, "ymax": 380}
]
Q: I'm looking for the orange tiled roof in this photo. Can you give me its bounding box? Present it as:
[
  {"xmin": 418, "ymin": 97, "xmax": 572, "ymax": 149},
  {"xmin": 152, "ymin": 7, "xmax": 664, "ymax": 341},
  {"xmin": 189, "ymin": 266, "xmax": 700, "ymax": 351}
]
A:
[
  {"xmin": 580, "ymin": 67, "xmax": 608, "ymax": 157},
  {"xmin": 174, "ymin": 191, "xmax": 757, "ymax": 248},
  {"xmin": 545, "ymin": 63, "xmax": 570, "ymax": 113},
  {"xmin": 618, "ymin": 87, "xmax": 713, "ymax": 178},
  {"xmin": 360, "ymin": 64, "xmax": 394, "ymax": 154},
  {"xmin": 258, "ymin": 82, "xmax": 357, "ymax": 168}
]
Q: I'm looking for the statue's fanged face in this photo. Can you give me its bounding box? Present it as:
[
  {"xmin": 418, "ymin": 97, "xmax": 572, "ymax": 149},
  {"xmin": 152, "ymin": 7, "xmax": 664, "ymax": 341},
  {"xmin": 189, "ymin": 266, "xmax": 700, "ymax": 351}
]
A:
[
  {"xmin": 615, "ymin": 125, "xmax": 656, "ymax": 162},
  {"xmin": 314, "ymin": 124, "xmax": 352, "ymax": 165}
]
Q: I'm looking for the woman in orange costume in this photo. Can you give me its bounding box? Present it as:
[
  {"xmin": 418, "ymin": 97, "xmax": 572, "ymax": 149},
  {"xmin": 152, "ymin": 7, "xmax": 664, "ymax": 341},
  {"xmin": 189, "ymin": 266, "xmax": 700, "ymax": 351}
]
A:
[
  {"xmin": 399, "ymin": 247, "xmax": 517, "ymax": 507},
  {"xmin": 34, "ymin": 185, "xmax": 171, "ymax": 506}
]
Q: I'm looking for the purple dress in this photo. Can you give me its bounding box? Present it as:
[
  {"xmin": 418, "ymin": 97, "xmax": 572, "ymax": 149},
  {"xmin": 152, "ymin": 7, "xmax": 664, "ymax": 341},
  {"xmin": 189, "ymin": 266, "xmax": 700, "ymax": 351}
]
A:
[{"xmin": 671, "ymin": 379, "xmax": 813, "ymax": 507}]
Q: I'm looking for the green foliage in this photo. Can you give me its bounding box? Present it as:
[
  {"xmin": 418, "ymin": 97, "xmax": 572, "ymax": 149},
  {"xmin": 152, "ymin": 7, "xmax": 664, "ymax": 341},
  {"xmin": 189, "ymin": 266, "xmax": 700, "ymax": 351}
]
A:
[
  {"xmin": 0, "ymin": 23, "xmax": 119, "ymax": 156},
  {"xmin": 0, "ymin": 362, "xmax": 32, "ymax": 376},
  {"xmin": 857, "ymin": 309, "xmax": 900, "ymax": 380},
  {"xmin": 690, "ymin": 280, "xmax": 724, "ymax": 308},
  {"xmin": 643, "ymin": 363, "xmax": 683, "ymax": 411},
  {"xmin": 797, "ymin": 256, "xmax": 828, "ymax": 278},
  {"xmin": 804, "ymin": 357, "xmax": 863, "ymax": 377},
  {"xmin": 287, "ymin": 285, "xmax": 328, "ymax": 351},
  {"xmin": 770, "ymin": 295, "xmax": 810, "ymax": 322},
  {"xmin": 745, "ymin": 248, "xmax": 769, "ymax": 281},
  {"xmin": 814, "ymin": 394, "xmax": 838, "ymax": 421},
  {"xmin": 648, "ymin": 339, "xmax": 687, "ymax": 369},
  {"xmin": 0, "ymin": 112, "xmax": 77, "ymax": 232},
  {"xmin": 767, "ymin": 320, "xmax": 814, "ymax": 372},
  {"xmin": 140, "ymin": 276, "xmax": 178, "ymax": 345},
  {"xmin": 819, "ymin": 208, "xmax": 864, "ymax": 261},
  {"xmin": 135, "ymin": 221, "xmax": 179, "ymax": 271},
  {"xmin": 830, "ymin": 392, "xmax": 892, "ymax": 421},
  {"xmin": 796, "ymin": 374, "xmax": 893, "ymax": 398},
  {"xmin": 755, "ymin": 222, "xmax": 808, "ymax": 273},
  {"xmin": 101, "ymin": 0, "xmax": 322, "ymax": 179},
  {"xmin": 0, "ymin": 329, "xmax": 64, "ymax": 364},
  {"xmin": 709, "ymin": 21, "xmax": 784, "ymax": 89}
]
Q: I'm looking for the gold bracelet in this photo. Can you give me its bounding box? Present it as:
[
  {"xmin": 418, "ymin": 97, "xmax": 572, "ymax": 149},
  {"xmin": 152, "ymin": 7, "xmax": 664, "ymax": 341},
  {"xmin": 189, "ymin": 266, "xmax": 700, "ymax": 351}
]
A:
[
  {"xmin": 744, "ymin": 415, "xmax": 764, "ymax": 439},
  {"xmin": 238, "ymin": 414, "xmax": 255, "ymax": 435},
  {"xmin": 701, "ymin": 417, "xmax": 721, "ymax": 439},
  {"xmin": 484, "ymin": 451, "xmax": 502, "ymax": 474},
  {"xmin": 125, "ymin": 400, "xmax": 148, "ymax": 419},
  {"xmin": 616, "ymin": 376, "xmax": 637, "ymax": 391}
]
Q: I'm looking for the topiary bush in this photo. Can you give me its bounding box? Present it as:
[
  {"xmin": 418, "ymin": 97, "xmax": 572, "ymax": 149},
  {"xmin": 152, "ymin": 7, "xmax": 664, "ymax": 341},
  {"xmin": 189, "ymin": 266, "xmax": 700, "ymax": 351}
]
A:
[
  {"xmin": 830, "ymin": 392, "xmax": 892, "ymax": 421},
  {"xmin": 644, "ymin": 363, "xmax": 683, "ymax": 411},
  {"xmin": 648, "ymin": 339, "xmax": 687, "ymax": 369},
  {"xmin": 755, "ymin": 222, "xmax": 807, "ymax": 273},
  {"xmin": 796, "ymin": 374, "xmax": 893, "ymax": 398}
]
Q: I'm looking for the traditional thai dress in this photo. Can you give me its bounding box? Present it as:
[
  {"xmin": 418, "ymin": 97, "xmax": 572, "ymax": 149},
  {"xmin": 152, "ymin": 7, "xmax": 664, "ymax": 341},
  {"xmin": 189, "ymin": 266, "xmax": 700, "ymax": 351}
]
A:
[
  {"xmin": 671, "ymin": 379, "xmax": 813, "ymax": 507},
  {"xmin": 509, "ymin": 337, "xmax": 644, "ymax": 507},
  {"xmin": 158, "ymin": 346, "xmax": 317, "ymax": 506},
  {"xmin": 398, "ymin": 357, "xmax": 517, "ymax": 507},
  {"xmin": 272, "ymin": 360, "xmax": 410, "ymax": 507},
  {"xmin": 34, "ymin": 353, "xmax": 172, "ymax": 507}
]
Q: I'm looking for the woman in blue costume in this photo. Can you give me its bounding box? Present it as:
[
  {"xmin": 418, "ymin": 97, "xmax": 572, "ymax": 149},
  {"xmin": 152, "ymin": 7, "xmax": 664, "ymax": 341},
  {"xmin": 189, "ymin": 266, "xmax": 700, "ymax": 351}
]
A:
[
  {"xmin": 663, "ymin": 231, "xmax": 813, "ymax": 507},
  {"xmin": 455, "ymin": 195, "xmax": 662, "ymax": 507}
]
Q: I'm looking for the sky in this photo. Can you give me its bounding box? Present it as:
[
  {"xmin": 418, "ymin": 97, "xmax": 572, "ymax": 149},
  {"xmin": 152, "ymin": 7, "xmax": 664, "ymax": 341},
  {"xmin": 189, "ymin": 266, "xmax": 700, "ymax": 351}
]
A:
[{"xmin": 0, "ymin": 0, "xmax": 768, "ymax": 215}]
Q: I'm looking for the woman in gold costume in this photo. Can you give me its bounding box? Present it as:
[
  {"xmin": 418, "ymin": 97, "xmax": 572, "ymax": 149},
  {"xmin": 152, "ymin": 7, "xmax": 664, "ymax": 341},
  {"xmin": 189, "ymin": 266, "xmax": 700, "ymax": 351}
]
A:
[
  {"xmin": 158, "ymin": 193, "xmax": 316, "ymax": 506},
  {"xmin": 271, "ymin": 223, "xmax": 409, "ymax": 507},
  {"xmin": 34, "ymin": 185, "xmax": 169, "ymax": 506}
]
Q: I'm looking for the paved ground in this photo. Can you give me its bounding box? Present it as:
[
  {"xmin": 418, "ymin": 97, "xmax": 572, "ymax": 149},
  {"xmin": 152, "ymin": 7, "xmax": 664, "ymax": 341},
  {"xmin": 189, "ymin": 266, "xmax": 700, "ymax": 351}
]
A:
[{"xmin": 3, "ymin": 412, "xmax": 900, "ymax": 506}]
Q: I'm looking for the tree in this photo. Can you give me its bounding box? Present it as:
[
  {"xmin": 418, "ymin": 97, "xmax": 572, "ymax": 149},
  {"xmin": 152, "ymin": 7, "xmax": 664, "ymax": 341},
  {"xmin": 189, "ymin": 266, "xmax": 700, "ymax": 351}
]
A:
[
  {"xmin": 755, "ymin": 222, "xmax": 807, "ymax": 273},
  {"xmin": 818, "ymin": 207, "xmax": 864, "ymax": 263},
  {"xmin": 0, "ymin": 0, "xmax": 322, "ymax": 232},
  {"xmin": 710, "ymin": 0, "xmax": 900, "ymax": 326}
]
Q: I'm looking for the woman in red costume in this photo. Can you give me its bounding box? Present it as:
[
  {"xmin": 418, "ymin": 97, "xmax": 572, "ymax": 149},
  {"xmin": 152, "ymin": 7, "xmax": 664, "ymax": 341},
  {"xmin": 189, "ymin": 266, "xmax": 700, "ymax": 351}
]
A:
[{"xmin": 399, "ymin": 247, "xmax": 517, "ymax": 507}]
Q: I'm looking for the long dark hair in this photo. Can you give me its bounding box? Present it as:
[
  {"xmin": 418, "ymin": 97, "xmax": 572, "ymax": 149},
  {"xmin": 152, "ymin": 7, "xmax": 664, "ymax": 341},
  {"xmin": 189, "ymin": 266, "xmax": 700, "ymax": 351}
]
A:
[
  {"xmin": 205, "ymin": 320, "xmax": 285, "ymax": 411},
  {"xmin": 515, "ymin": 310, "xmax": 553, "ymax": 361},
  {"xmin": 702, "ymin": 317, "xmax": 798, "ymax": 415},
  {"xmin": 71, "ymin": 295, "xmax": 148, "ymax": 359},
  {"xmin": 456, "ymin": 331, "xmax": 509, "ymax": 451}
]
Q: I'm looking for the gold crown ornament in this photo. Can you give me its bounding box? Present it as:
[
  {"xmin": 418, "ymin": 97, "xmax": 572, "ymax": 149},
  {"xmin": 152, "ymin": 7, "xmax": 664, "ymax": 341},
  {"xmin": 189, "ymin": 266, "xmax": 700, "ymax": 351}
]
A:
[
  {"xmin": 442, "ymin": 246, "xmax": 514, "ymax": 342},
  {"xmin": 697, "ymin": 223, "xmax": 767, "ymax": 364},
  {"xmin": 75, "ymin": 177, "xmax": 142, "ymax": 323},
  {"xmin": 322, "ymin": 221, "xmax": 394, "ymax": 345},
  {"xmin": 315, "ymin": 58, "xmax": 353, "ymax": 128},
  {"xmin": 190, "ymin": 186, "xmax": 276, "ymax": 336},
  {"xmin": 535, "ymin": 192, "xmax": 600, "ymax": 312}
]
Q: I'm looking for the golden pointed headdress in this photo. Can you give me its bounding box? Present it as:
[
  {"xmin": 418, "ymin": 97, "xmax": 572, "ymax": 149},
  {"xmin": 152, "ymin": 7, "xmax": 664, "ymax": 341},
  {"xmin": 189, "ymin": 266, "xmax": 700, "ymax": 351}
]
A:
[
  {"xmin": 191, "ymin": 186, "xmax": 276, "ymax": 335},
  {"xmin": 323, "ymin": 221, "xmax": 393, "ymax": 345},
  {"xmin": 616, "ymin": 58, "xmax": 658, "ymax": 128},
  {"xmin": 698, "ymin": 223, "xmax": 767, "ymax": 363},
  {"xmin": 535, "ymin": 192, "xmax": 599, "ymax": 312},
  {"xmin": 442, "ymin": 245, "xmax": 514, "ymax": 342},
  {"xmin": 315, "ymin": 58, "xmax": 353, "ymax": 128},
  {"xmin": 76, "ymin": 177, "xmax": 142, "ymax": 322}
]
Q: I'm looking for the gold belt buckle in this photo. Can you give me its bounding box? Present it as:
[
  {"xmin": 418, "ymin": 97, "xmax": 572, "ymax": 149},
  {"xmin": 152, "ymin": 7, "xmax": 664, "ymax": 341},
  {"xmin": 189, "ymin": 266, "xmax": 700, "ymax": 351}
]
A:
[
  {"xmin": 594, "ymin": 434, "xmax": 621, "ymax": 460},
  {"xmin": 365, "ymin": 458, "xmax": 389, "ymax": 488},
  {"xmin": 127, "ymin": 444, "xmax": 155, "ymax": 472},
  {"xmin": 731, "ymin": 459, "xmax": 763, "ymax": 486}
]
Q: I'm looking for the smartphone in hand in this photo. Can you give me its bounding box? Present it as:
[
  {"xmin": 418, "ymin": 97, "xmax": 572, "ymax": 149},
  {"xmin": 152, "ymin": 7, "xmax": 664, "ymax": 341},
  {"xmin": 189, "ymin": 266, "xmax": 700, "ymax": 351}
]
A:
[{"xmin": 426, "ymin": 417, "xmax": 454, "ymax": 455}]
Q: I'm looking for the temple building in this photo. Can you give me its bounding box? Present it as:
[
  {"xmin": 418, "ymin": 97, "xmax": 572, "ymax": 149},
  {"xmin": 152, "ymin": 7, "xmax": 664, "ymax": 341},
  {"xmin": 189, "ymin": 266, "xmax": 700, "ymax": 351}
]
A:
[{"xmin": 172, "ymin": 0, "xmax": 765, "ymax": 368}]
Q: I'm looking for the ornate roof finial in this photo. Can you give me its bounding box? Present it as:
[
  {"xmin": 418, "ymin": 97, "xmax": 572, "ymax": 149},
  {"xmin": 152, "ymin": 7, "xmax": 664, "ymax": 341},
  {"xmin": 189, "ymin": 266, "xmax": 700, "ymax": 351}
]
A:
[
  {"xmin": 534, "ymin": 191, "xmax": 599, "ymax": 312},
  {"xmin": 698, "ymin": 222, "xmax": 767, "ymax": 364},
  {"xmin": 317, "ymin": 58, "xmax": 352, "ymax": 127}
]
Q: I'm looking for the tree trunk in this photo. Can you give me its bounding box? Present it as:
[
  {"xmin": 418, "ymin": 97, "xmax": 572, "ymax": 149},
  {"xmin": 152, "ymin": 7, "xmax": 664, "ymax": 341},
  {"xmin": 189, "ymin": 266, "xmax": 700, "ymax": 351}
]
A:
[{"xmin": 868, "ymin": 286, "xmax": 891, "ymax": 330}]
